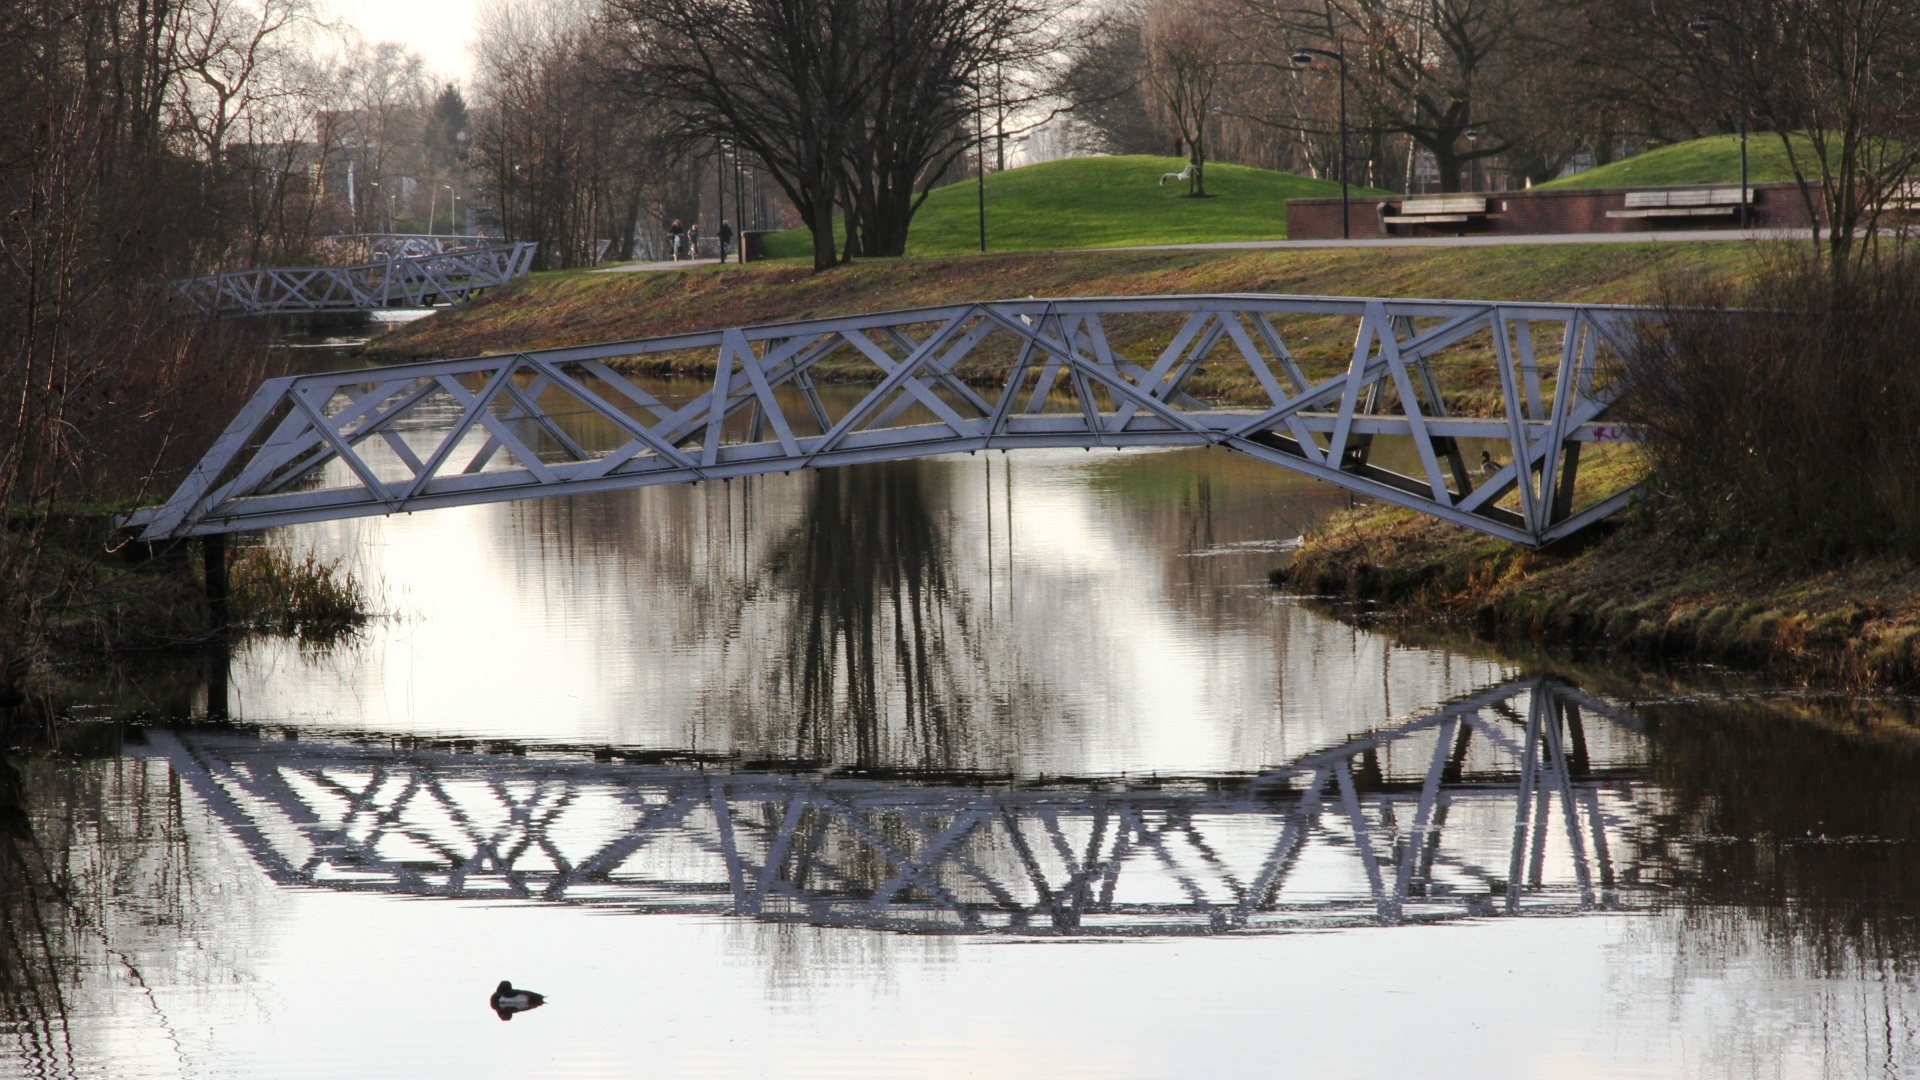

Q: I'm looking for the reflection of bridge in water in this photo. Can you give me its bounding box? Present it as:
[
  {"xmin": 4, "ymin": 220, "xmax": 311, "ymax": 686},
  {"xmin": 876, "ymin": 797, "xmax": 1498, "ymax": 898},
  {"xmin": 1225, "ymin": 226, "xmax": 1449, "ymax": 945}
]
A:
[{"xmin": 147, "ymin": 679, "xmax": 1656, "ymax": 936}]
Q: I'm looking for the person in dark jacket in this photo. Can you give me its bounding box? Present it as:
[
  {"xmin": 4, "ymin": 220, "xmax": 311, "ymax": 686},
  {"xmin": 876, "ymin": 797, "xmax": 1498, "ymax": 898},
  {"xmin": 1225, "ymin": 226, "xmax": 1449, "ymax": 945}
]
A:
[
  {"xmin": 667, "ymin": 218, "xmax": 686, "ymax": 260},
  {"xmin": 719, "ymin": 220, "xmax": 736, "ymax": 262}
]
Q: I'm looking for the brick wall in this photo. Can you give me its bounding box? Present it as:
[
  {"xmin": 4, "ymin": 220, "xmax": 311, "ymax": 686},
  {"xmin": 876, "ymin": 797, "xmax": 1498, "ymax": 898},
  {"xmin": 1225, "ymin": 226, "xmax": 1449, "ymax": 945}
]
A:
[{"xmin": 1284, "ymin": 182, "xmax": 1820, "ymax": 241}]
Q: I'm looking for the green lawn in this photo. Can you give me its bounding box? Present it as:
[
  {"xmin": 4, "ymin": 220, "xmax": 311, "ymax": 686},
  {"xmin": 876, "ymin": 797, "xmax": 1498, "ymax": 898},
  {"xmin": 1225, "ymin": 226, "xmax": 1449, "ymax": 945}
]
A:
[
  {"xmin": 1535, "ymin": 133, "xmax": 1818, "ymax": 190},
  {"xmin": 761, "ymin": 155, "xmax": 1383, "ymax": 258}
]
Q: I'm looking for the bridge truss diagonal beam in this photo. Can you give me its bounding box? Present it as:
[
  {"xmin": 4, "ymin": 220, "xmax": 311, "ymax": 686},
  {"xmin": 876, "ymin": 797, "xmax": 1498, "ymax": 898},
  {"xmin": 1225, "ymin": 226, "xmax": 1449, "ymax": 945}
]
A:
[
  {"xmin": 168, "ymin": 242, "xmax": 538, "ymax": 318},
  {"xmin": 139, "ymin": 679, "xmax": 1652, "ymax": 937},
  {"xmin": 124, "ymin": 293, "xmax": 1656, "ymax": 546}
]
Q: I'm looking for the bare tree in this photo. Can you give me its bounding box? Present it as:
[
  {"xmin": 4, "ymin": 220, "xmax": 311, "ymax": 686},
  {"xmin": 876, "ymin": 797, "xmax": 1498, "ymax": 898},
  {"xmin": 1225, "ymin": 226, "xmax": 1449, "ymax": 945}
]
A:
[
  {"xmin": 170, "ymin": 0, "xmax": 314, "ymax": 167},
  {"xmin": 331, "ymin": 37, "xmax": 430, "ymax": 231},
  {"xmin": 1236, "ymin": 0, "xmax": 1536, "ymax": 192},
  {"xmin": 1142, "ymin": 0, "xmax": 1228, "ymax": 195},
  {"xmin": 611, "ymin": 0, "xmax": 870, "ymax": 272},
  {"xmin": 1684, "ymin": 0, "xmax": 1920, "ymax": 270},
  {"xmin": 1053, "ymin": 1, "xmax": 1163, "ymax": 155},
  {"xmin": 474, "ymin": 0, "xmax": 663, "ymax": 267},
  {"xmin": 613, "ymin": 0, "xmax": 1056, "ymax": 269},
  {"xmin": 842, "ymin": 0, "xmax": 1058, "ymax": 256},
  {"xmin": 0, "ymin": 0, "xmax": 283, "ymax": 670}
]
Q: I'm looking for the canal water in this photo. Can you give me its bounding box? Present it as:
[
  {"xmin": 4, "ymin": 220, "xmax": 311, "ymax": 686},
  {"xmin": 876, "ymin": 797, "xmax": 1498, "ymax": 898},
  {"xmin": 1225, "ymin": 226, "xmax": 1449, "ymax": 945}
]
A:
[{"xmin": 4, "ymin": 362, "xmax": 1919, "ymax": 1077}]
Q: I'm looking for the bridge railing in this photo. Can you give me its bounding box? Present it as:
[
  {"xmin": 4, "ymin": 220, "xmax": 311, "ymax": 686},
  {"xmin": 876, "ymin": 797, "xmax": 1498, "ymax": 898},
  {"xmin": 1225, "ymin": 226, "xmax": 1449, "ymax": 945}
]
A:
[
  {"xmin": 168, "ymin": 241, "xmax": 538, "ymax": 317},
  {"xmin": 141, "ymin": 678, "xmax": 1651, "ymax": 935},
  {"xmin": 314, "ymin": 232, "xmax": 502, "ymax": 262},
  {"xmin": 123, "ymin": 293, "xmax": 1657, "ymax": 545}
]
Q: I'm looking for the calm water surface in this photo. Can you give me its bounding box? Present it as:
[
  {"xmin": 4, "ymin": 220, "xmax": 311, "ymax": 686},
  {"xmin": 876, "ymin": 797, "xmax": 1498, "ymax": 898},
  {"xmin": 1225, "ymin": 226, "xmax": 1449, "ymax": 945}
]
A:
[{"xmin": 4, "ymin": 368, "xmax": 1918, "ymax": 1078}]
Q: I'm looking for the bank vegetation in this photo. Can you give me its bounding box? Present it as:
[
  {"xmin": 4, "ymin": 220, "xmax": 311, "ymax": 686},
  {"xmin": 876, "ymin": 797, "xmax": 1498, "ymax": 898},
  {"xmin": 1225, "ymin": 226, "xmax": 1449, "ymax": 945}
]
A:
[
  {"xmin": 0, "ymin": 0, "xmax": 406, "ymax": 695},
  {"xmin": 1292, "ymin": 250, "xmax": 1920, "ymax": 689},
  {"xmin": 369, "ymin": 241, "xmax": 1753, "ymax": 368}
]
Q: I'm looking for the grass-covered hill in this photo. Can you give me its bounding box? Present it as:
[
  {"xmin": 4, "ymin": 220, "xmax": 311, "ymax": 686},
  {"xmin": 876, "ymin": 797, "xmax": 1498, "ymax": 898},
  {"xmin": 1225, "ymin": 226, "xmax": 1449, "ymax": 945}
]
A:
[
  {"xmin": 1535, "ymin": 133, "xmax": 1814, "ymax": 190},
  {"xmin": 760, "ymin": 155, "xmax": 1386, "ymax": 258}
]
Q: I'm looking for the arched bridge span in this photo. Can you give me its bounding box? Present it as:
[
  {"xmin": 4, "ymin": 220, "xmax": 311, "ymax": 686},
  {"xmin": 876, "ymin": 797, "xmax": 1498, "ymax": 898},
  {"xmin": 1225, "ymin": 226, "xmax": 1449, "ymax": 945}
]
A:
[{"xmin": 124, "ymin": 294, "xmax": 1652, "ymax": 546}]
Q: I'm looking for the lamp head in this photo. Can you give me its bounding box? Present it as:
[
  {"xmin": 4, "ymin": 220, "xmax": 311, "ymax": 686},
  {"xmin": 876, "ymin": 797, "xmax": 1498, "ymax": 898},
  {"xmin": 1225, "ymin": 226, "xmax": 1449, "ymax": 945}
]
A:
[{"xmin": 1290, "ymin": 51, "xmax": 1314, "ymax": 68}]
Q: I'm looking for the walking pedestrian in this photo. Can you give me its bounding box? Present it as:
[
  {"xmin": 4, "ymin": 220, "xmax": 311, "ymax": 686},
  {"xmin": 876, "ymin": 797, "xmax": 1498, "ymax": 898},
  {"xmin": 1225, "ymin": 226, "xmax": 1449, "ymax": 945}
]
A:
[{"xmin": 719, "ymin": 220, "xmax": 736, "ymax": 262}]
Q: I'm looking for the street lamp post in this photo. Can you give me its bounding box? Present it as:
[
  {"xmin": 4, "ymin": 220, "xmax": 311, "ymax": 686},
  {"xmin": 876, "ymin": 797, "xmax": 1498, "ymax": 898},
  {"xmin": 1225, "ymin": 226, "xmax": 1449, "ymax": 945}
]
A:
[
  {"xmin": 733, "ymin": 148, "xmax": 747, "ymax": 263},
  {"xmin": 976, "ymin": 92, "xmax": 988, "ymax": 253},
  {"xmin": 1687, "ymin": 17, "xmax": 1751, "ymax": 231},
  {"xmin": 1291, "ymin": 48, "xmax": 1350, "ymax": 239}
]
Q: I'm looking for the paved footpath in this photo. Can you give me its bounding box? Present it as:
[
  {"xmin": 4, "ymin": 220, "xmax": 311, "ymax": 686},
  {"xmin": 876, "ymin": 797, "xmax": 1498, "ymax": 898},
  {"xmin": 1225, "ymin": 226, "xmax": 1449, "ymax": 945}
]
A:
[
  {"xmin": 1115, "ymin": 228, "xmax": 1811, "ymax": 252},
  {"xmin": 587, "ymin": 227, "xmax": 1807, "ymax": 273},
  {"xmin": 592, "ymin": 257, "xmax": 725, "ymax": 273}
]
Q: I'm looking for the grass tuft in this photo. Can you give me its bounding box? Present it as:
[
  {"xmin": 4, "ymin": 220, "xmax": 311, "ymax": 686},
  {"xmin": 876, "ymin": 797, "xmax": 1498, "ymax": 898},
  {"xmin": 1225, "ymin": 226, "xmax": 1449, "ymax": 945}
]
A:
[{"xmin": 231, "ymin": 544, "xmax": 372, "ymax": 645}]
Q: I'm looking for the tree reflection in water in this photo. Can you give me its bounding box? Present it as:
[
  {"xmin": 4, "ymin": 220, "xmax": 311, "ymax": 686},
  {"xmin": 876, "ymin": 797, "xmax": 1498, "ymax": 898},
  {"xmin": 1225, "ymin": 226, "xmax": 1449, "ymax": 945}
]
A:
[
  {"xmin": 0, "ymin": 719, "xmax": 265, "ymax": 1079},
  {"xmin": 722, "ymin": 461, "xmax": 1069, "ymax": 775},
  {"xmin": 0, "ymin": 741, "xmax": 70, "ymax": 1075},
  {"xmin": 1638, "ymin": 696, "xmax": 1920, "ymax": 983},
  {"xmin": 771, "ymin": 463, "xmax": 971, "ymax": 769}
]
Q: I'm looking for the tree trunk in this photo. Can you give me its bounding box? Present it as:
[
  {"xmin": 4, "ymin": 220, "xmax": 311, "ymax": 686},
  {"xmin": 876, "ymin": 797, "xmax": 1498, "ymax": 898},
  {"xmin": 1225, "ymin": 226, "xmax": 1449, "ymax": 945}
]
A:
[
  {"xmin": 808, "ymin": 198, "xmax": 838, "ymax": 272},
  {"xmin": 617, "ymin": 193, "xmax": 641, "ymax": 261}
]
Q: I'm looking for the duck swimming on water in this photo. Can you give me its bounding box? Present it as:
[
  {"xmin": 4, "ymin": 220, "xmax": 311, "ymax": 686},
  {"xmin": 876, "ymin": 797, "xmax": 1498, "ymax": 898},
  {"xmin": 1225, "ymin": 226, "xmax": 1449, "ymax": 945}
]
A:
[{"xmin": 490, "ymin": 980, "xmax": 546, "ymax": 1021}]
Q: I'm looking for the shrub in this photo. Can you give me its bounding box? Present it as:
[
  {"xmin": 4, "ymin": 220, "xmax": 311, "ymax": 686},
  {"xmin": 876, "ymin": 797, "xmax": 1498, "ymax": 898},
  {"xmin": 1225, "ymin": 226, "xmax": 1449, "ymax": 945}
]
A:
[
  {"xmin": 229, "ymin": 544, "xmax": 372, "ymax": 644},
  {"xmin": 1626, "ymin": 252, "xmax": 1920, "ymax": 565}
]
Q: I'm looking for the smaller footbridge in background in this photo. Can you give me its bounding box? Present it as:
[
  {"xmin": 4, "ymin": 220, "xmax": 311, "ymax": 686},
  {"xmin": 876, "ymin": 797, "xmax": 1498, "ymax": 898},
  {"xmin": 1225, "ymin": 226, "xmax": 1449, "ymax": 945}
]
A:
[
  {"xmin": 126, "ymin": 293, "xmax": 1655, "ymax": 546},
  {"xmin": 170, "ymin": 241, "xmax": 538, "ymax": 318}
]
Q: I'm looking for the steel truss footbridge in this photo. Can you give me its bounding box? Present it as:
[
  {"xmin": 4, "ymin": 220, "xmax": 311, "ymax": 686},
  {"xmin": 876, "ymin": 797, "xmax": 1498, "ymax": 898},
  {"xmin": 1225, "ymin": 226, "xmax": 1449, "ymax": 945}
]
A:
[
  {"xmin": 126, "ymin": 293, "xmax": 1651, "ymax": 546},
  {"xmin": 144, "ymin": 679, "xmax": 1655, "ymax": 936},
  {"xmin": 169, "ymin": 241, "xmax": 538, "ymax": 317}
]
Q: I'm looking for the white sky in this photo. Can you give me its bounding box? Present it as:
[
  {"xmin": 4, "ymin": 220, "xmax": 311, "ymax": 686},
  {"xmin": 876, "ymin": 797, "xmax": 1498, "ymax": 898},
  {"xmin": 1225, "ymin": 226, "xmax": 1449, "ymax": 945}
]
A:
[{"xmin": 327, "ymin": 0, "xmax": 484, "ymax": 83}]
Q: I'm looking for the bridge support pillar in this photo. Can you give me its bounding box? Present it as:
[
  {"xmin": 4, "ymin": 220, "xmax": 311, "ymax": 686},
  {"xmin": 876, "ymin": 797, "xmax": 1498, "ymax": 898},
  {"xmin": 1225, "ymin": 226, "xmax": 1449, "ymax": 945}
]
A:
[
  {"xmin": 1553, "ymin": 443, "xmax": 1582, "ymax": 524},
  {"xmin": 203, "ymin": 534, "xmax": 230, "ymax": 635}
]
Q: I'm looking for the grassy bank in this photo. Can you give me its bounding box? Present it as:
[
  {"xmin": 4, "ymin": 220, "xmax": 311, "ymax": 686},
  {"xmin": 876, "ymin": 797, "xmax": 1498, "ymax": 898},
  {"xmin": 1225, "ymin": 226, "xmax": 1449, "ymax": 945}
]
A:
[
  {"xmin": 1288, "ymin": 502, "xmax": 1920, "ymax": 689},
  {"xmin": 4, "ymin": 517, "xmax": 374, "ymax": 708},
  {"xmin": 372, "ymin": 242, "xmax": 1758, "ymax": 368},
  {"xmin": 758, "ymin": 156, "xmax": 1386, "ymax": 258}
]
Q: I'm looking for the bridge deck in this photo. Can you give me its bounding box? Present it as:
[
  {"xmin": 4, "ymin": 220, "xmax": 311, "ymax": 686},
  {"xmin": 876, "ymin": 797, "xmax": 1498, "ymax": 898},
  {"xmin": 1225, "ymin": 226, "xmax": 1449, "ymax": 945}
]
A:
[{"xmin": 126, "ymin": 293, "xmax": 1653, "ymax": 546}]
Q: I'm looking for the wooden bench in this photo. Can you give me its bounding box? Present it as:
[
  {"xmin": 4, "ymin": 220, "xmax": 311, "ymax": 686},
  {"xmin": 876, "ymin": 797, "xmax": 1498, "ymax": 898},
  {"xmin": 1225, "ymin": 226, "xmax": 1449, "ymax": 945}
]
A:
[
  {"xmin": 1383, "ymin": 195, "xmax": 1493, "ymax": 226},
  {"xmin": 1606, "ymin": 186, "xmax": 1752, "ymax": 219}
]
